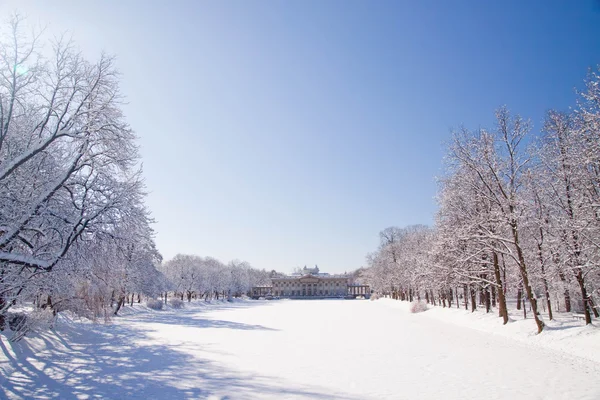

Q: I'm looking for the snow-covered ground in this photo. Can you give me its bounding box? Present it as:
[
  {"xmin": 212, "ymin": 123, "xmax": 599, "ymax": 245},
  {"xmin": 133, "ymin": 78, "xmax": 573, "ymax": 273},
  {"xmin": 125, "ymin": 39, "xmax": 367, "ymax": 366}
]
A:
[
  {"xmin": 1, "ymin": 299, "xmax": 600, "ymax": 399},
  {"xmin": 377, "ymin": 297, "xmax": 600, "ymax": 364}
]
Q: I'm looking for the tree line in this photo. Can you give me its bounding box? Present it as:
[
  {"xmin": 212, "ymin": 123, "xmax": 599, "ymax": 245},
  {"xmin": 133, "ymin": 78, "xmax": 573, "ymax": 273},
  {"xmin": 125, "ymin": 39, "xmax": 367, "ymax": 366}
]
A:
[
  {"xmin": 159, "ymin": 255, "xmax": 271, "ymax": 303},
  {"xmin": 363, "ymin": 70, "xmax": 600, "ymax": 333}
]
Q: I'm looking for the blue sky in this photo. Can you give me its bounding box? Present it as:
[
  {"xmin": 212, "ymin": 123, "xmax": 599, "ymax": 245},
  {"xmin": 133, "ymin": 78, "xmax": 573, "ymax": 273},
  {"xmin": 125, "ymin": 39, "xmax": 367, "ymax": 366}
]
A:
[{"xmin": 2, "ymin": 1, "xmax": 600, "ymax": 273}]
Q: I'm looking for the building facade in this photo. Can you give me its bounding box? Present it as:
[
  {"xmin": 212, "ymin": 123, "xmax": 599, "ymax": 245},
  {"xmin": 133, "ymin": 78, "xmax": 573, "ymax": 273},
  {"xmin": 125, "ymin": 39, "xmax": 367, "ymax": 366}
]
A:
[
  {"xmin": 271, "ymin": 274, "xmax": 349, "ymax": 298},
  {"xmin": 250, "ymin": 266, "xmax": 370, "ymax": 299}
]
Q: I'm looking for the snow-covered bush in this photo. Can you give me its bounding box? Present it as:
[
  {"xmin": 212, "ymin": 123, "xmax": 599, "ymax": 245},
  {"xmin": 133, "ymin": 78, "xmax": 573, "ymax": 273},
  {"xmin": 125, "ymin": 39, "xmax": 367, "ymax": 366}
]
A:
[
  {"xmin": 8, "ymin": 309, "xmax": 55, "ymax": 342},
  {"xmin": 169, "ymin": 298, "xmax": 184, "ymax": 309},
  {"xmin": 146, "ymin": 299, "xmax": 164, "ymax": 310},
  {"xmin": 409, "ymin": 300, "xmax": 428, "ymax": 313},
  {"xmin": 8, "ymin": 313, "xmax": 27, "ymax": 332},
  {"xmin": 370, "ymin": 293, "xmax": 380, "ymax": 301}
]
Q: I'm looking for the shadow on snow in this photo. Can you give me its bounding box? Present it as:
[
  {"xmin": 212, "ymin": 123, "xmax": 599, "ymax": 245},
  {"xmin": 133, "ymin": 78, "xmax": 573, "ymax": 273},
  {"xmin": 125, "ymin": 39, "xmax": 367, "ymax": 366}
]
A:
[
  {"xmin": 126, "ymin": 301, "xmax": 279, "ymax": 332},
  {"xmin": 0, "ymin": 301, "xmax": 355, "ymax": 400}
]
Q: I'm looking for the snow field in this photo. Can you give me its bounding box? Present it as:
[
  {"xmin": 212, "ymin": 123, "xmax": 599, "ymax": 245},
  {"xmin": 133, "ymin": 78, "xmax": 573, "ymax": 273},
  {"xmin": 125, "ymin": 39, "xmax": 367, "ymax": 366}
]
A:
[{"xmin": 1, "ymin": 298, "xmax": 599, "ymax": 399}]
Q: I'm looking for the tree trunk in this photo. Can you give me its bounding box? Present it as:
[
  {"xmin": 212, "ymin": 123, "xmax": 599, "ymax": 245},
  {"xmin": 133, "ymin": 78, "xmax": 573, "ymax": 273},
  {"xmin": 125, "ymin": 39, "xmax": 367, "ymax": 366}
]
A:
[
  {"xmin": 479, "ymin": 284, "xmax": 485, "ymax": 306},
  {"xmin": 114, "ymin": 296, "xmax": 125, "ymax": 315},
  {"xmin": 575, "ymin": 268, "xmax": 593, "ymax": 324},
  {"xmin": 45, "ymin": 295, "xmax": 53, "ymax": 309},
  {"xmin": 537, "ymin": 241, "xmax": 553, "ymax": 320},
  {"xmin": 516, "ymin": 285, "xmax": 523, "ymax": 310},
  {"xmin": 589, "ymin": 296, "xmax": 599, "ymax": 318},
  {"xmin": 562, "ymin": 281, "xmax": 572, "ymax": 312},
  {"xmin": 463, "ymin": 284, "xmax": 468, "ymax": 310},
  {"xmin": 470, "ymin": 285, "xmax": 477, "ymax": 312},
  {"xmin": 456, "ymin": 287, "xmax": 460, "ymax": 309},
  {"xmin": 512, "ymin": 222, "xmax": 544, "ymax": 333},
  {"xmin": 493, "ymin": 252, "xmax": 508, "ymax": 324},
  {"xmin": 543, "ymin": 276, "xmax": 553, "ymax": 321},
  {"xmin": 0, "ymin": 295, "xmax": 6, "ymax": 331}
]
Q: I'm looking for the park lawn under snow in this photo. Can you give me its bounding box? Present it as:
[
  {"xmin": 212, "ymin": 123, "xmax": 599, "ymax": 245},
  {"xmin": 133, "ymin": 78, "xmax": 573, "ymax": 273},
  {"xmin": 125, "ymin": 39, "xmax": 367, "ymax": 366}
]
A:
[{"xmin": 1, "ymin": 299, "xmax": 600, "ymax": 400}]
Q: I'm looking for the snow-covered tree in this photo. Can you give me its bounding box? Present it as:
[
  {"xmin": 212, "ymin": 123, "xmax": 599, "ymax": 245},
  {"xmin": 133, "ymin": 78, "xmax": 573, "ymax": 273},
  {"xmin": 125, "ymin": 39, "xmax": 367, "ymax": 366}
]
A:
[{"xmin": 0, "ymin": 17, "xmax": 160, "ymax": 330}]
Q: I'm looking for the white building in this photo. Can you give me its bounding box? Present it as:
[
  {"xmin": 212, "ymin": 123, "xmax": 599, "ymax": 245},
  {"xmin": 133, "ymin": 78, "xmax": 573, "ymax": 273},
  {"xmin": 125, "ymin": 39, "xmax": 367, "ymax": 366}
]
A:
[
  {"xmin": 271, "ymin": 273, "xmax": 349, "ymax": 298},
  {"xmin": 251, "ymin": 266, "xmax": 370, "ymax": 299}
]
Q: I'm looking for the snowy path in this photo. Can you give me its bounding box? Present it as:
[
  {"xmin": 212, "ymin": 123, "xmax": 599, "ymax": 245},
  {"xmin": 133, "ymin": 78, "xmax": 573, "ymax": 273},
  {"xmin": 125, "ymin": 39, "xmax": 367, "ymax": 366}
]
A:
[{"xmin": 1, "ymin": 299, "xmax": 600, "ymax": 399}]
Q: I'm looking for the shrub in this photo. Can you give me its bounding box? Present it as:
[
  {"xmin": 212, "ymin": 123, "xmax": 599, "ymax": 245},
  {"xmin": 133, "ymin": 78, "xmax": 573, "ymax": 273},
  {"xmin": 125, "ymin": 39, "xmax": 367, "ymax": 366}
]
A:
[
  {"xmin": 8, "ymin": 310, "xmax": 55, "ymax": 342},
  {"xmin": 8, "ymin": 313, "xmax": 27, "ymax": 332},
  {"xmin": 146, "ymin": 299, "xmax": 164, "ymax": 310},
  {"xmin": 169, "ymin": 298, "xmax": 184, "ymax": 309},
  {"xmin": 409, "ymin": 300, "xmax": 428, "ymax": 313}
]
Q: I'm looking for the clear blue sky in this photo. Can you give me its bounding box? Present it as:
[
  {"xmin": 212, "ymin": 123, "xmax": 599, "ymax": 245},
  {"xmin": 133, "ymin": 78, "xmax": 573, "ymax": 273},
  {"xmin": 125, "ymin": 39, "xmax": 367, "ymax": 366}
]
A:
[{"xmin": 2, "ymin": 1, "xmax": 600, "ymax": 273}]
